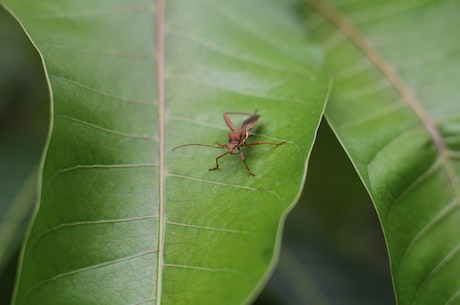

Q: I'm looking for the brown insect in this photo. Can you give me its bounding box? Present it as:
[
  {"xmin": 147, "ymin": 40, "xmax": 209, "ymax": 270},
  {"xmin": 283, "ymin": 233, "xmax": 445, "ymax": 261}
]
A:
[{"xmin": 172, "ymin": 112, "xmax": 285, "ymax": 176}]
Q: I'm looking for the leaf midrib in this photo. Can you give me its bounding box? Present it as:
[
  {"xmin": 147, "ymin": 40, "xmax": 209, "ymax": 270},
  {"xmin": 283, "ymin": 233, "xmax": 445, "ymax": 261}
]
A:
[
  {"xmin": 308, "ymin": 0, "xmax": 460, "ymax": 200},
  {"xmin": 155, "ymin": 0, "xmax": 166, "ymax": 303}
]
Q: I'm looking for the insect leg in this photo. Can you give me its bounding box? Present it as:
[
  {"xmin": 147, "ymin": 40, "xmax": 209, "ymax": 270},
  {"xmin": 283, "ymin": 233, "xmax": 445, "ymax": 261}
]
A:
[
  {"xmin": 244, "ymin": 141, "xmax": 286, "ymax": 146},
  {"xmin": 223, "ymin": 112, "xmax": 237, "ymax": 132},
  {"xmin": 209, "ymin": 151, "xmax": 230, "ymax": 171},
  {"xmin": 223, "ymin": 112, "xmax": 258, "ymax": 132},
  {"xmin": 239, "ymin": 150, "xmax": 255, "ymax": 176}
]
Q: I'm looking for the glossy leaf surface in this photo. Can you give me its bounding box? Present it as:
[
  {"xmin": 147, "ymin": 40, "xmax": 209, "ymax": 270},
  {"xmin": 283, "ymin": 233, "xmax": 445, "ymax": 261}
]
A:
[{"xmin": 2, "ymin": 0, "xmax": 329, "ymax": 304}]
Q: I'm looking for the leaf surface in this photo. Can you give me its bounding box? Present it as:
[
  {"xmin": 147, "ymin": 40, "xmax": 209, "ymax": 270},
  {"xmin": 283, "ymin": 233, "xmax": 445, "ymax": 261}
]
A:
[
  {"xmin": 2, "ymin": 0, "xmax": 329, "ymax": 304},
  {"xmin": 308, "ymin": 0, "xmax": 460, "ymax": 304}
]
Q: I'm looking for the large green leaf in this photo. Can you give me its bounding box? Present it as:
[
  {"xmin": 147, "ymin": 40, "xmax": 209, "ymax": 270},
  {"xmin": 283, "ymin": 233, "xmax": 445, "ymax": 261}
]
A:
[
  {"xmin": 308, "ymin": 0, "xmax": 460, "ymax": 304},
  {"xmin": 2, "ymin": 0, "xmax": 329, "ymax": 304}
]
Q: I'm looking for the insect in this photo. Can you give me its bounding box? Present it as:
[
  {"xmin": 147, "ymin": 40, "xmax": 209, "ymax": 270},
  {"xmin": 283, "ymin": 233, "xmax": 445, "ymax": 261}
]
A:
[{"xmin": 172, "ymin": 112, "xmax": 285, "ymax": 176}]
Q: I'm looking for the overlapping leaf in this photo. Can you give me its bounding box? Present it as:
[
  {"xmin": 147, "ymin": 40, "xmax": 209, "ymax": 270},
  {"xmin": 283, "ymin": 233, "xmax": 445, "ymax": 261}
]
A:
[{"xmin": 308, "ymin": 0, "xmax": 460, "ymax": 304}]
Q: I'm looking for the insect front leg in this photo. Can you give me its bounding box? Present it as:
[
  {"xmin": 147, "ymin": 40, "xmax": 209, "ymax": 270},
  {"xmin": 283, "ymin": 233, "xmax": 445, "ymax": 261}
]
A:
[{"xmin": 209, "ymin": 151, "xmax": 230, "ymax": 171}]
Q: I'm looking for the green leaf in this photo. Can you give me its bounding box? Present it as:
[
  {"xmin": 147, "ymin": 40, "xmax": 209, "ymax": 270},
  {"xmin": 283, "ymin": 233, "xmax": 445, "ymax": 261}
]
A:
[
  {"xmin": 308, "ymin": 0, "xmax": 460, "ymax": 304},
  {"xmin": 2, "ymin": 0, "xmax": 329, "ymax": 304}
]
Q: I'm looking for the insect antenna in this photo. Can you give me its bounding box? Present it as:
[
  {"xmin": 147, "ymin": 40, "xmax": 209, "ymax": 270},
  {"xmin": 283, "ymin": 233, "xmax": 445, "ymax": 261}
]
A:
[{"xmin": 171, "ymin": 143, "xmax": 223, "ymax": 151}]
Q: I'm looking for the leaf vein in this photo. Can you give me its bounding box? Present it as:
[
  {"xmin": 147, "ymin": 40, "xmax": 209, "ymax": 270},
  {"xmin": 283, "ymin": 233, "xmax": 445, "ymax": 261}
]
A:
[
  {"xmin": 58, "ymin": 163, "xmax": 159, "ymax": 174},
  {"xmin": 202, "ymin": 0, "xmax": 289, "ymax": 57},
  {"xmin": 168, "ymin": 29, "xmax": 312, "ymax": 77},
  {"xmin": 388, "ymin": 159, "xmax": 444, "ymax": 218},
  {"xmin": 167, "ymin": 173, "xmax": 281, "ymax": 200},
  {"xmin": 168, "ymin": 74, "xmax": 304, "ymax": 104},
  {"xmin": 52, "ymin": 74, "xmax": 155, "ymax": 105},
  {"xmin": 166, "ymin": 220, "xmax": 257, "ymax": 236},
  {"xmin": 24, "ymin": 250, "xmax": 157, "ymax": 299},
  {"xmin": 396, "ymin": 198, "xmax": 458, "ymax": 281},
  {"xmin": 163, "ymin": 263, "xmax": 248, "ymax": 278},
  {"xmin": 56, "ymin": 115, "xmax": 155, "ymax": 139},
  {"xmin": 339, "ymin": 101, "xmax": 406, "ymax": 129},
  {"xmin": 167, "ymin": 115, "xmax": 227, "ymax": 131},
  {"xmin": 446, "ymin": 289, "xmax": 460, "ymax": 305},
  {"xmin": 335, "ymin": 57, "xmax": 372, "ymax": 80},
  {"xmin": 129, "ymin": 297, "xmax": 155, "ymax": 305},
  {"xmin": 338, "ymin": 79, "xmax": 391, "ymax": 100},
  {"xmin": 44, "ymin": 43, "xmax": 155, "ymax": 58},
  {"xmin": 24, "ymin": 5, "xmax": 155, "ymax": 19},
  {"xmin": 411, "ymin": 242, "xmax": 460, "ymax": 305},
  {"xmin": 32, "ymin": 215, "xmax": 158, "ymax": 247},
  {"xmin": 44, "ymin": 163, "xmax": 158, "ymax": 189},
  {"xmin": 367, "ymin": 126, "xmax": 425, "ymax": 169}
]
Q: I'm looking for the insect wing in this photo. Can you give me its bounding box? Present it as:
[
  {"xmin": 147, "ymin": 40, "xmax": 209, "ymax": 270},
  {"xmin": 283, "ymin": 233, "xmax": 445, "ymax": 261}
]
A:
[{"xmin": 241, "ymin": 114, "xmax": 260, "ymax": 132}]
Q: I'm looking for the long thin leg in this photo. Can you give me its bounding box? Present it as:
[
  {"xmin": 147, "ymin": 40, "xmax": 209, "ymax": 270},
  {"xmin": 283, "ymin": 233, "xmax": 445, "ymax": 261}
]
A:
[
  {"xmin": 209, "ymin": 151, "xmax": 230, "ymax": 171},
  {"xmin": 244, "ymin": 141, "xmax": 286, "ymax": 146},
  {"xmin": 224, "ymin": 111, "xmax": 256, "ymax": 115},
  {"xmin": 223, "ymin": 112, "xmax": 258, "ymax": 132},
  {"xmin": 223, "ymin": 112, "xmax": 237, "ymax": 131},
  {"xmin": 239, "ymin": 150, "xmax": 255, "ymax": 176}
]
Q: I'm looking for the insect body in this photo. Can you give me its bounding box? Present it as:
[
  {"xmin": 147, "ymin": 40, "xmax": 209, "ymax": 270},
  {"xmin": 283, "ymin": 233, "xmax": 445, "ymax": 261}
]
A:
[{"xmin": 172, "ymin": 112, "xmax": 285, "ymax": 176}]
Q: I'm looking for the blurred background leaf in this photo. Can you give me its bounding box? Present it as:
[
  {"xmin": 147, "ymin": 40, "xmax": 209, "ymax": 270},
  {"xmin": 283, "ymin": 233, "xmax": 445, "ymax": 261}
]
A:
[
  {"xmin": 308, "ymin": 0, "xmax": 460, "ymax": 304},
  {"xmin": 256, "ymin": 121, "xmax": 394, "ymax": 305},
  {"xmin": 0, "ymin": 5, "xmax": 48, "ymax": 305}
]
